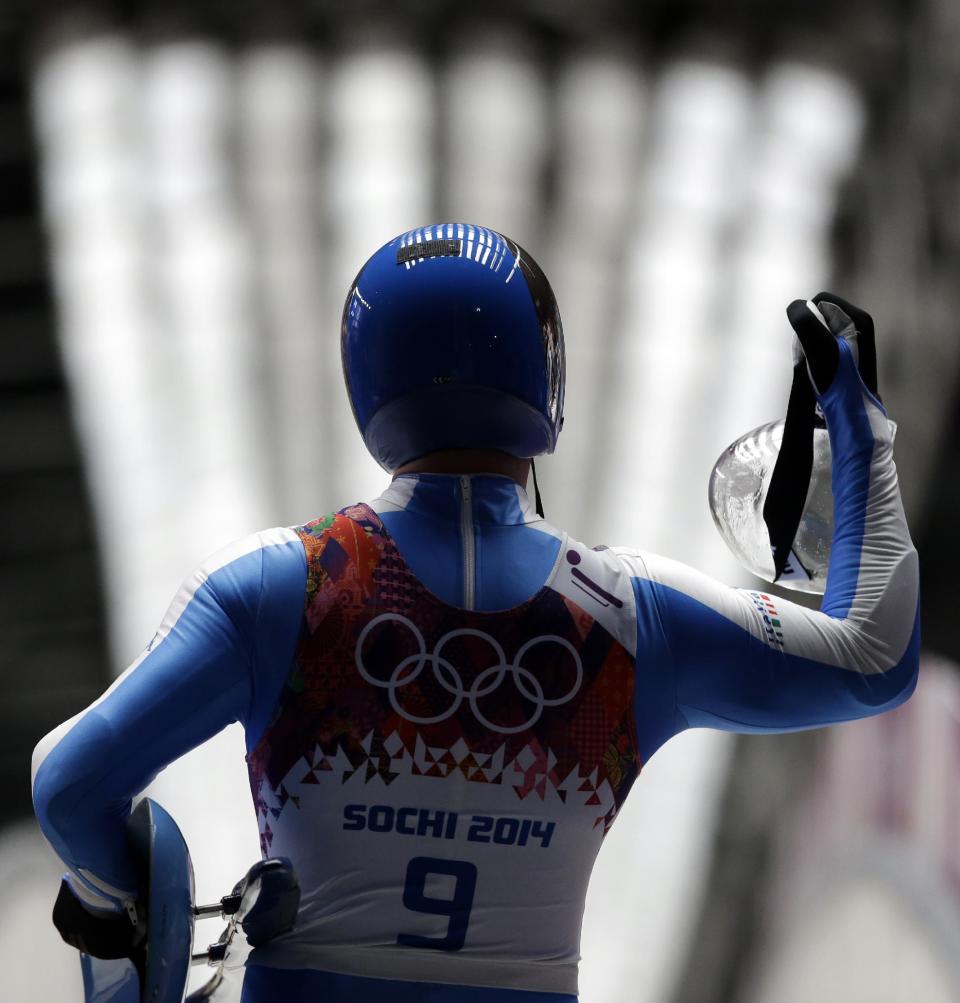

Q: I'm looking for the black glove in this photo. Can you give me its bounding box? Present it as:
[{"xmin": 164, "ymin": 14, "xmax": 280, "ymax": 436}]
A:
[
  {"xmin": 785, "ymin": 292, "xmax": 879, "ymax": 398},
  {"xmin": 764, "ymin": 293, "xmax": 880, "ymax": 581},
  {"xmin": 52, "ymin": 878, "xmax": 145, "ymax": 962}
]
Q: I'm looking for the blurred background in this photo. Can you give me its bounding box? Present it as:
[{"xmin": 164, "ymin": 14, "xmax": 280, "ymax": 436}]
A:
[{"xmin": 2, "ymin": 0, "xmax": 959, "ymax": 1000}]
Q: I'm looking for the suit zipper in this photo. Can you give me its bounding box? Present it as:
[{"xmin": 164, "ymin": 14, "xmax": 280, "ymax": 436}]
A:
[{"xmin": 460, "ymin": 475, "xmax": 475, "ymax": 610}]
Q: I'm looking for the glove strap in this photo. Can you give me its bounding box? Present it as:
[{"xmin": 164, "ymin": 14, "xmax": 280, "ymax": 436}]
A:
[{"xmin": 763, "ymin": 359, "xmax": 817, "ymax": 582}]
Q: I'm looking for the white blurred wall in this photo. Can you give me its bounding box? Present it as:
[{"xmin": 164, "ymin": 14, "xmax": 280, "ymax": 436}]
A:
[{"xmin": 746, "ymin": 658, "xmax": 960, "ymax": 1003}]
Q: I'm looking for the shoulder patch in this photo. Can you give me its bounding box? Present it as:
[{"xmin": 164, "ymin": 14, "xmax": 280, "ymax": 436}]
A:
[{"xmin": 549, "ymin": 542, "xmax": 637, "ymax": 657}]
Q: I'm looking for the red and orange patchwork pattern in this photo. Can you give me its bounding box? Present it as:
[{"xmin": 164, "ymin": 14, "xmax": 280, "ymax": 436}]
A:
[{"xmin": 248, "ymin": 504, "xmax": 641, "ymax": 837}]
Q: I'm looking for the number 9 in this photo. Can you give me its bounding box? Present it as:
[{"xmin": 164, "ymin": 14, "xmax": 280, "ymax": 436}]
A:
[{"xmin": 397, "ymin": 857, "xmax": 478, "ymax": 952}]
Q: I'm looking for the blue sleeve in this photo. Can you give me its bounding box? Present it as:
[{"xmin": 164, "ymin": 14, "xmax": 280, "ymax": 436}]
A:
[
  {"xmin": 31, "ymin": 529, "xmax": 306, "ymax": 911},
  {"xmin": 625, "ymin": 336, "xmax": 920, "ymax": 763}
]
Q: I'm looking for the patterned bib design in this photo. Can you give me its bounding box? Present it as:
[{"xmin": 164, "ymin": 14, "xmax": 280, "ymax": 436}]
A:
[
  {"xmin": 248, "ymin": 505, "xmax": 639, "ymax": 848},
  {"xmin": 244, "ymin": 505, "xmax": 641, "ymax": 994}
]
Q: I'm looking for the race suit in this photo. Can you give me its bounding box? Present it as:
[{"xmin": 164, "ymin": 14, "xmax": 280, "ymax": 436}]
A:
[{"xmin": 32, "ymin": 339, "xmax": 920, "ymax": 1002}]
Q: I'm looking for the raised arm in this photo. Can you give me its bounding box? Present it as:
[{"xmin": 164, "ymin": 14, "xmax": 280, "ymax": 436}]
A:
[{"xmin": 618, "ymin": 297, "xmax": 920, "ymax": 761}]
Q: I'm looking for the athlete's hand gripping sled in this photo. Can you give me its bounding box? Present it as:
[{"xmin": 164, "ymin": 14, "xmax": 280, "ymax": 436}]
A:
[{"xmin": 75, "ymin": 799, "xmax": 300, "ymax": 1003}]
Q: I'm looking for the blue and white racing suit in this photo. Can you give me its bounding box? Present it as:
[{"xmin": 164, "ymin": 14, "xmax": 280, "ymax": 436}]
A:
[{"xmin": 32, "ymin": 340, "xmax": 920, "ymax": 1002}]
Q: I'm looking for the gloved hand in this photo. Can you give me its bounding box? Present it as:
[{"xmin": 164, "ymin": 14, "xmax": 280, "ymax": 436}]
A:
[
  {"xmin": 764, "ymin": 292, "xmax": 881, "ymax": 581},
  {"xmin": 785, "ymin": 292, "xmax": 880, "ymax": 399},
  {"xmin": 52, "ymin": 877, "xmax": 146, "ymax": 962}
]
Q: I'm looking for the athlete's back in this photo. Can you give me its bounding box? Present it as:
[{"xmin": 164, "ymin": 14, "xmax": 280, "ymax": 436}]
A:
[{"xmin": 247, "ymin": 478, "xmax": 638, "ymax": 998}]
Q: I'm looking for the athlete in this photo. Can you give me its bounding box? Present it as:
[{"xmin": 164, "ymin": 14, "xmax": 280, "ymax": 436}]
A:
[{"xmin": 32, "ymin": 223, "xmax": 920, "ymax": 1002}]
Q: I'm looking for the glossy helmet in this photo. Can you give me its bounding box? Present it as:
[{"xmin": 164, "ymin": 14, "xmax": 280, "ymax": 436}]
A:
[{"xmin": 341, "ymin": 223, "xmax": 565, "ymax": 471}]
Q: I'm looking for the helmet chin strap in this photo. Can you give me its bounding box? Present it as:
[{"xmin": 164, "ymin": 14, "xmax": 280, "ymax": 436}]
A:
[{"xmin": 530, "ymin": 459, "xmax": 545, "ymax": 519}]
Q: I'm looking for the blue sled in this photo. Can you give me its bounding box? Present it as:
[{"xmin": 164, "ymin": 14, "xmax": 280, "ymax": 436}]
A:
[
  {"xmin": 80, "ymin": 798, "xmax": 299, "ymax": 1003},
  {"xmin": 81, "ymin": 798, "xmax": 193, "ymax": 1003}
]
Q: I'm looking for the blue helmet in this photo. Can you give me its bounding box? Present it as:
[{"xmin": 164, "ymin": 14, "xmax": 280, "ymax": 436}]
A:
[{"xmin": 341, "ymin": 223, "xmax": 565, "ymax": 471}]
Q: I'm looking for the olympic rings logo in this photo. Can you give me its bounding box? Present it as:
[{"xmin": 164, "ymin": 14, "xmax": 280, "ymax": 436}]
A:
[{"xmin": 355, "ymin": 613, "xmax": 583, "ymax": 735}]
